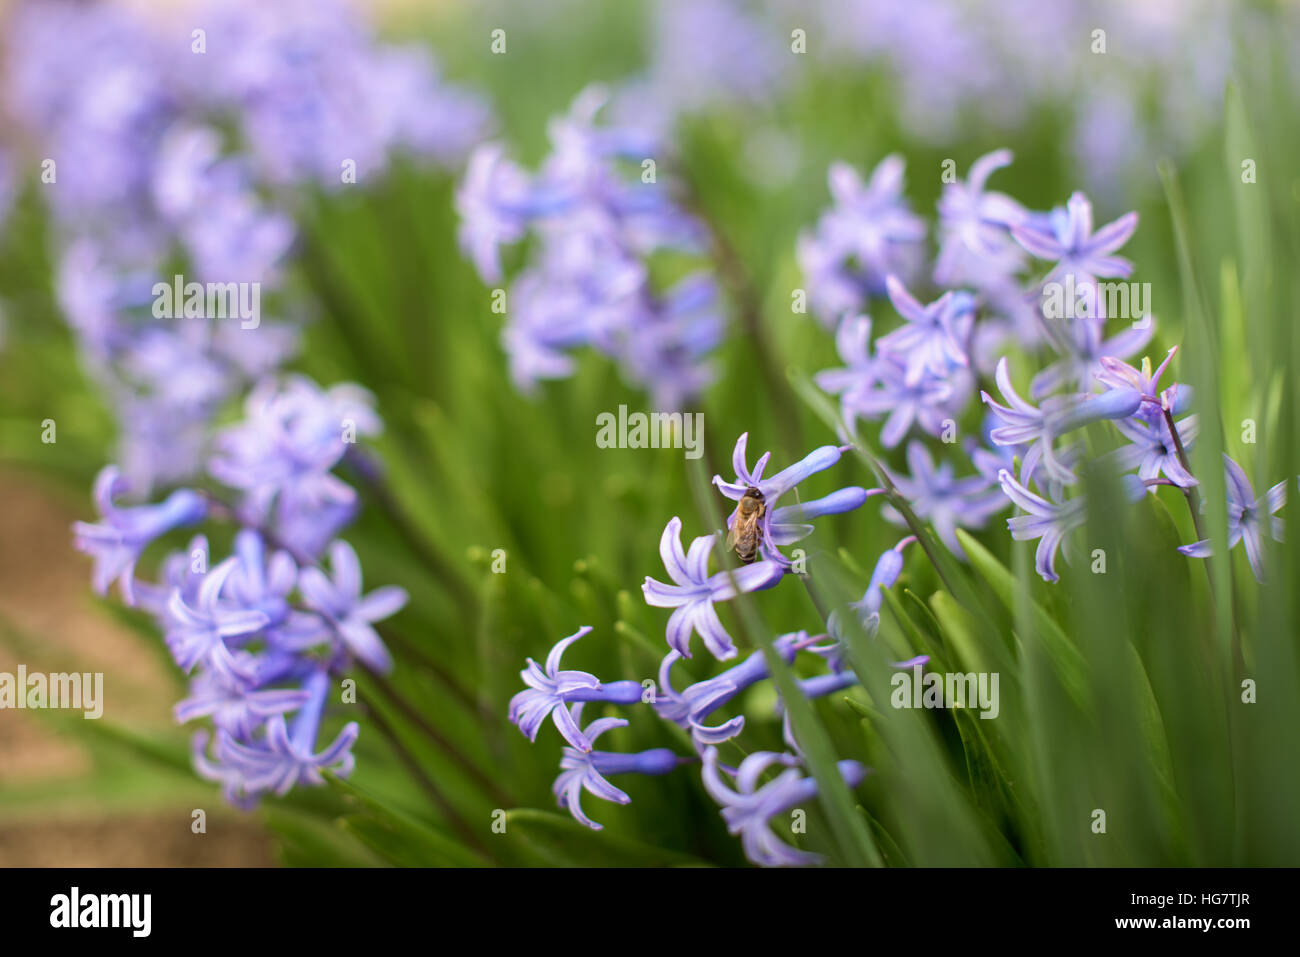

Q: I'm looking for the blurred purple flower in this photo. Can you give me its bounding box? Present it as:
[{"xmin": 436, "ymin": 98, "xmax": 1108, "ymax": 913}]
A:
[
  {"xmin": 194, "ymin": 669, "xmax": 358, "ymax": 806},
  {"xmin": 882, "ymin": 441, "xmax": 1008, "ymax": 556},
  {"xmin": 798, "ymin": 156, "xmax": 927, "ymax": 323},
  {"xmin": 1178, "ymin": 455, "xmax": 1286, "ymax": 583},
  {"xmin": 876, "ymin": 276, "xmax": 974, "ymax": 385},
  {"xmin": 297, "ymin": 540, "xmax": 407, "ymax": 674},
  {"xmin": 72, "ymin": 466, "xmax": 207, "ymax": 602},
  {"xmin": 163, "ymin": 557, "xmax": 268, "ymax": 683}
]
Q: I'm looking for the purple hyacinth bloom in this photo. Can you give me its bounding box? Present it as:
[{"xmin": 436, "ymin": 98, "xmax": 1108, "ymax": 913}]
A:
[
  {"xmin": 982, "ymin": 357, "xmax": 1142, "ymax": 487},
  {"xmin": 210, "ymin": 377, "xmax": 380, "ymax": 507},
  {"xmin": 175, "ymin": 671, "xmax": 311, "ymax": 740},
  {"xmin": 641, "ymin": 0, "xmax": 788, "ymax": 117},
  {"xmin": 796, "ymin": 670, "xmax": 864, "ymax": 700},
  {"xmin": 163, "ymin": 557, "xmax": 269, "ymax": 683},
  {"xmin": 1178, "ymin": 455, "xmax": 1287, "ymax": 583},
  {"xmin": 701, "ymin": 747, "xmax": 868, "ymax": 867},
  {"xmin": 875, "ymin": 276, "xmax": 974, "ymax": 385},
  {"xmin": 815, "ymin": 314, "xmax": 877, "ymax": 408},
  {"xmin": 133, "ymin": 533, "xmax": 210, "ymax": 616},
  {"xmin": 1011, "ymin": 191, "xmax": 1138, "ymax": 317},
  {"xmin": 798, "ymin": 156, "xmax": 927, "ymax": 323},
  {"xmin": 297, "ymin": 540, "xmax": 407, "ymax": 674},
  {"xmin": 509, "ymin": 626, "xmax": 644, "ymax": 752},
  {"xmin": 848, "ymin": 352, "xmax": 964, "ymax": 448},
  {"xmin": 194, "ymin": 669, "xmax": 359, "ymax": 805},
  {"xmin": 1031, "ymin": 311, "xmax": 1155, "ymax": 400},
  {"xmin": 72, "ymin": 466, "xmax": 207, "ymax": 603},
  {"xmin": 456, "ymin": 144, "xmax": 543, "ymax": 284},
  {"xmin": 712, "ymin": 430, "xmax": 876, "ymax": 567},
  {"xmin": 819, "ymin": 538, "xmax": 927, "ymax": 672},
  {"xmin": 1095, "ymin": 349, "xmax": 1192, "ymax": 426},
  {"xmin": 457, "ymin": 86, "xmax": 718, "ymax": 412},
  {"xmin": 642, "ymin": 517, "xmax": 786, "ymax": 660},
  {"xmin": 763, "ymin": 488, "xmax": 878, "ymax": 564},
  {"xmin": 882, "ymin": 441, "xmax": 1009, "ymax": 557},
  {"xmin": 933, "ymin": 149, "xmax": 1028, "ymax": 288},
  {"xmin": 209, "ymin": 376, "xmax": 379, "ymax": 559},
  {"xmin": 1108, "ymin": 413, "xmax": 1199, "ymax": 489},
  {"xmin": 713, "ymin": 433, "xmax": 853, "ymax": 506},
  {"xmin": 998, "ymin": 469, "xmax": 1085, "ymax": 583},
  {"xmin": 224, "ymin": 529, "xmax": 298, "ymax": 630},
  {"xmin": 655, "ymin": 634, "xmax": 801, "ymax": 745},
  {"xmin": 553, "ymin": 703, "xmax": 679, "ymax": 830}
]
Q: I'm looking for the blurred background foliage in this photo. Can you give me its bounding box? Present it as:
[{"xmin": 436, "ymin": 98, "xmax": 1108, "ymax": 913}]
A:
[{"xmin": 1, "ymin": 0, "xmax": 1298, "ymax": 866}]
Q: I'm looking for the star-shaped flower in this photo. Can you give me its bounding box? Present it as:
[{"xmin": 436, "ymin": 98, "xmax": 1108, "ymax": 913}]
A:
[{"xmin": 642, "ymin": 517, "xmax": 784, "ymax": 660}]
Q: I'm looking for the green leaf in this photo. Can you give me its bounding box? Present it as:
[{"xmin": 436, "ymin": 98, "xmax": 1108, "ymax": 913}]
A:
[
  {"xmin": 955, "ymin": 529, "xmax": 1088, "ymax": 711},
  {"xmin": 324, "ymin": 771, "xmax": 491, "ymax": 868},
  {"xmin": 503, "ymin": 809, "xmax": 711, "ymax": 867}
]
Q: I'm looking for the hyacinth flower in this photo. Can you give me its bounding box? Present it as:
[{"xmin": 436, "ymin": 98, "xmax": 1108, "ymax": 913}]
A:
[
  {"xmin": 882, "ymin": 441, "xmax": 1009, "ymax": 557},
  {"xmin": 846, "ymin": 352, "xmax": 966, "ymax": 448},
  {"xmin": 130, "ymin": 530, "xmax": 206, "ymax": 611},
  {"xmin": 981, "ymin": 357, "xmax": 1142, "ymax": 487},
  {"xmin": 455, "ymin": 144, "xmax": 547, "ymax": 284},
  {"xmin": 713, "ymin": 432, "xmax": 854, "ymax": 509},
  {"xmin": 1107, "ymin": 413, "xmax": 1200, "ymax": 490},
  {"xmin": 815, "ymin": 314, "xmax": 877, "ymax": 415},
  {"xmin": 553, "ymin": 703, "xmax": 680, "ymax": 830},
  {"xmin": 1178, "ymin": 455, "xmax": 1287, "ymax": 583},
  {"xmin": 1095, "ymin": 350, "xmax": 1193, "ymax": 426},
  {"xmin": 1030, "ymin": 310, "xmax": 1155, "ymax": 401},
  {"xmin": 162, "ymin": 557, "xmax": 270, "ymax": 684},
  {"xmin": 797, "ymin": 155, "xmax": 927, "ymax": 322},
  {"xmin": 456, "ymin": 85, "xmax": 720, "ymax": 411},
  {"xmin": 999, "ymin": 469, "xmax": 1144, "ymax": 583},
  {"xmin": 998, "ymin": 469, "xmax": 1086, "ymax": 583},
  {"xmin": 819, "ymin": 538, "xmax": 928, "ymax": 673},
  {"xmin": 701, "ymin": 747, "xmax": 868, "ymax": 867},
  {"xmin": 1010, "ymin": 191, "xmax": 1138, "ymax": 318},
  {"xmin": 223, "ymin": 529, "xmax": 297, "ymax": 627},
  {"xmin": 709, "ymin": 432, "xmax": 877, "ymax": 567},
  {"xmin": 637, "ymin": 0, "xmax": 789, "ymax": 119},
  {"xmin": 875, "ymin": 276, "xmax": 974, "ymax": 385},
  {"xmin": 760, "ymin": 488, "xmax": 879, "ymax": 567},
  {"xmin": 509, "ymin": 627, "xmax": 645, "ymax": 751},
  {"xmin": 174, "ymin": 670, "xmax": 311, "ymax": 741},
  {"xmin": 641, "ymin": 517, "xmax": 785, "ymax": 659},
  {"xmin": 296, "ymin": 540, "xmax": 408, "ymax": 674},
  {"xmin": 654, "ymin": 634, "xmax": 801, "ymax": 745},
  {"xmin": 194, "ymin": 669, "xmax": 359, "ymax": 807},
  {"xmin": 933, "ymin": 149, "xmax": 1028, "ymax": 288},
  {"xmin": 208, "ymin": 377, "xmax": 381, "ymax": 560},
  {"xmin": 72, "ymin": 466, "xmax": 208, "ymax": 603}
]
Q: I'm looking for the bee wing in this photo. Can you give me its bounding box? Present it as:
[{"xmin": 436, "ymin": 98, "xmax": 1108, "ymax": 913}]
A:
[{"xmin": 725, "ymin": 519, "xmax": 739, "ymax": 550}]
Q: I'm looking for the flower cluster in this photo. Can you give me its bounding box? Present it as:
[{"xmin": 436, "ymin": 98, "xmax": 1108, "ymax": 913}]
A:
[
  {"xmin": 807, "ymin": 150, "xmax": 1290, "ymax": 583},
  {"xmin": 73, "ymin": 377, "xmax": 407, "ymax": 806},
  {"xmin": 791, "ymin": 0, "xmax": 1248, "ymax": 191},
  {"xmin": 456, "ymin": 85, "xmax": 724, "ymax": 411},
  {"xmin": 19, "ymin": 0, "xmax": 465, "ymax": 804},
  {"xmin": 509, "ymin": 432, "xmax": 925, "ymax": 866},
  {"xmin": 4, "ymin": 0, "xmax": 488, "ymax": 492}
]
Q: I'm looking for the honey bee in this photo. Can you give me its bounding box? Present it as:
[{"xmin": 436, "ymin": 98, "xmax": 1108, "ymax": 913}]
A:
[{"xmin": 725, "ymin": 486, "xmax": 766, "ymax": 563}]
